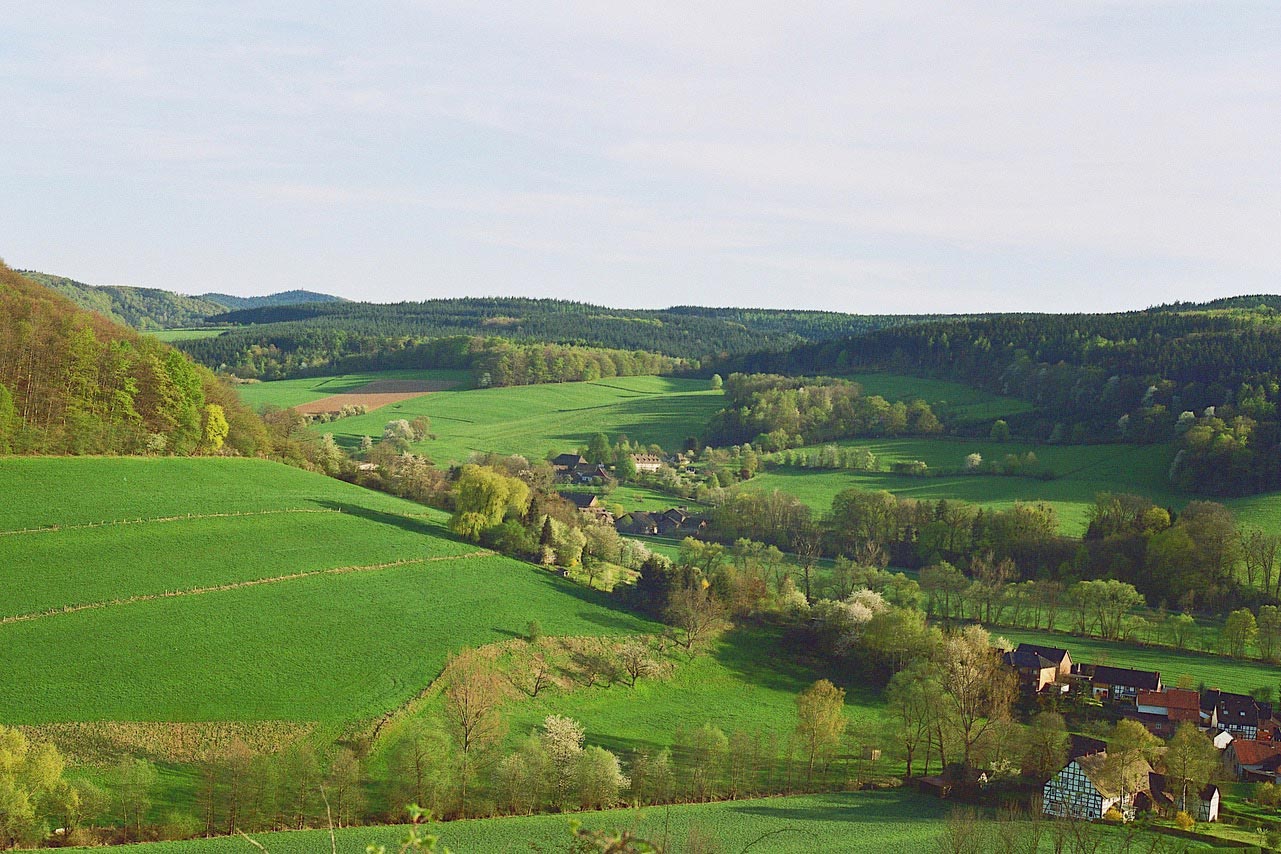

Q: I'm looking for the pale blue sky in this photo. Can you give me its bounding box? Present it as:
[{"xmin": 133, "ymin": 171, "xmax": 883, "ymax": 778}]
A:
[{"xmin": 2, "ymin": 2, "xmax": 1278, "ymax": 312}]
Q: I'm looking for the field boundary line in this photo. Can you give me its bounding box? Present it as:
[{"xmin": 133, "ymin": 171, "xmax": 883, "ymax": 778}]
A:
[
  {"xmin": 0, "ymin": 551, "xmax": 492, "ymax": 625},
  {"xmin": 0, "ymin": 507, "xmax": 343, "ymax": 538}
]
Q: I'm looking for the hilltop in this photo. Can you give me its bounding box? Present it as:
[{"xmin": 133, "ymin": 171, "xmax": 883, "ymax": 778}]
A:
[
  {"xmin": 18, "ymin": 270, "xmax": 343, "ymax": 330},
  {"xmin": 0, "ymin": 264, "xmax": 265, "ymax": 455}
]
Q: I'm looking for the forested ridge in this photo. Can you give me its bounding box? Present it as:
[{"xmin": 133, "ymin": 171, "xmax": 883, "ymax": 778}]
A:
[
  {"xmin": 174, "ymin": 297, "xmax": 938, "ymax": 376},
  {"xmin": 0, "ymin": 264, "xmax": 267, "ymax": 455},
  {"xmin": 19, "ymin": 270, "xmax": 343, "ymax": 330},
  {"xmin": 722, "ymin": 305, "xmax": 1281, "ymax": 495}
]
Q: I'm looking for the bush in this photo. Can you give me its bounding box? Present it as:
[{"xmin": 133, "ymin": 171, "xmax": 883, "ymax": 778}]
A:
[{"xmin": 1174, "ymin": 810, "xmax": 1195, "ymax": 831}]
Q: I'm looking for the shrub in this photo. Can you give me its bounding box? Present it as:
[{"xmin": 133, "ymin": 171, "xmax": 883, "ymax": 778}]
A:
[{"xmin": 1174, "ymin": 810, "xmax": 1195, "ymax": 831}]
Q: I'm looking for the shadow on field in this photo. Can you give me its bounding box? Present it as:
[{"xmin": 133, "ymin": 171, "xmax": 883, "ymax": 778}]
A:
[
  {"xmin": 524, "ymin": 571, "xmax": 655, "ymax": 632},
  {"xmin": 314, "ymin": 500, "xmax": 445, "ymax": 537},
  {"xmin": 729, "ymin": 790, "xmax": 942, "ymax": 823},
  {"xmin": 712, "ymin": 625, "xmax": 817, "ymax": 695}
]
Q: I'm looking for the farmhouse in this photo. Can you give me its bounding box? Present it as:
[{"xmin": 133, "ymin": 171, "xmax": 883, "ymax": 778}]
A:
[
  {"xmin": 561, "ymin": 492, "xmax": 613, "ymax": 524},
  {"xmin": 631, "ymin": 453, "xmax": 663, "ymax": 473},
  {"xmin": 617, "ymin": 511, "xmax": 659, "ymax": 536},
  {"xmin": 1202, "ymin": 690, "xmax": 1274, "ymax": 740},
  {"xmin": 1224, "ymin": 739, "xmax": 1281, "ymax": 782},
  {"xmin": 1123, "ymin": 688, "xmax": 1200, "ymax": 738},
  {"xmin": 1141, "ymin": 773, "xmax": 1220, "ymax": 822},
  {"xmin": 1090, "ymin": 665, "xmax": 1161, "ymax": 703},
  {"xmin": 551, "ymin": 453, "xmax": 587, "ymax": 471},
  {"xmin": 1002, "ymin": 647, "xmax": 1060, "ymax": 694},
  {"xmin": 1013, "ymin": 643, "xmax": 1072, "ymax": 680},
  {"xmin": 1043, "ymin": 753, "xmax": 1152, "ymax": 820}
]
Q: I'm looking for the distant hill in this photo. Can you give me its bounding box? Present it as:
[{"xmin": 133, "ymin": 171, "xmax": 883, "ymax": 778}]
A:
[
  {"xmin": 18, "ymin": 270, "xmax": 344, "ymax": 330},
  {"xmin": 199, "ymin": 290, "xmax": 347, "ymax": 311},
  {"xmin": 0, "ymin": 265, "xmax": 267, "ymax": 455}
]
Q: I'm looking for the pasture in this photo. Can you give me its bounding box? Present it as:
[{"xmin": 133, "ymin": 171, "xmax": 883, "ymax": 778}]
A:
[
  {"xmin": 744, "ymin": 440, "xmax": 1180, "ymax": 536},
  {"xmin": 0, "ymin": 458, "xmax": 657, "ymax": 728},
  {"xmin": 500, "ymin": 625, "xmax": 887, "ymax": 759},
  {"xmin": 315, "ymin": 375, "xmax": 723, "ymax": 464},
  {"xmin": 70, "ymin": 790, "xmax": 955, "ymax": 853},
  {"xmin": 845, "ymin": 370, "xmax": 1032, "ymax": 424}
]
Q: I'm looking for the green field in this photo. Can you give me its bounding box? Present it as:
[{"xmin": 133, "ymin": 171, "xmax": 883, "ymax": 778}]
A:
[
  {"xmin": 0, "ymin": 458, "xmax": 656, "ymax": 727},
  {"xmin": 501, "ymin": 626, "xmax": 886, "ymax": 758},
  {"xmin": 73, "ymin": 790, "xmax": 953, "ymax": 853},
  {"xmin": 845, "ymin": 371, "xmax": 1032, "ymax": 423},
  {"xmin": 315, "ymin": 376, "xmax": 723, "ymax": 464},
  {"xmin": 745, "ymin": 440, "xmax": 1181, "ymax": 536},
  {"xmin": 146, "ymin": 327, "xmax": 232, "ymax": 342},
  {"xmin": 998, "ymin": 628, "xmax": 1281, "ymax": 696},
  {"xmin": 233, "ymin": 369, "xmax": 473, "ymax": 411}
]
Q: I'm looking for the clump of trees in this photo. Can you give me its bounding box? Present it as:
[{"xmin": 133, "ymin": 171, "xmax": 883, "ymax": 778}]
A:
[{"xmin": 704, "ymin": 373, "xmax": 943, "ymax": 448}]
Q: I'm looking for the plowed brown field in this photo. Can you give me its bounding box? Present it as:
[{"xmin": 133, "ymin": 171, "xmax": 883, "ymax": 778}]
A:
[{"xmin": 293, "ymin": 378, "xmax": 458, "ymax": 415}]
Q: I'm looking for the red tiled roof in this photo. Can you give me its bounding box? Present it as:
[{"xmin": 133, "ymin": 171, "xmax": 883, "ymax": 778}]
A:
[
  {"xmin": 1231, "ymin": 740, "xmax": 1281, "ymax": 766},
  {"xmin": 1137, "ymin": 688, "xmax": 1200, "ymax": 720}
]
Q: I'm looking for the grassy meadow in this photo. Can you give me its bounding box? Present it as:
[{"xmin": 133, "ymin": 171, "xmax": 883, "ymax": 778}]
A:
[
  {"xmin": 0, "ymin": 458, "xmax": 656, "ymax": 728},
  {"xmin": 315, "ymin": 375, "xmax": 724, "ymax": 464},
  {"xmin": 146, "ymin": 327, "xmax": 233, "ymax": 342},
  {"xmin": 70, "ymin": 790, "xmax": 955, "ymax": 853},
  {"xmin": 845, "ymin": 370, "xmax": 1032, "ymax": 424}
]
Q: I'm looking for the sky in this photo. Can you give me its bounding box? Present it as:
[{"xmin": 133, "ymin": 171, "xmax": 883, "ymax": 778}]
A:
[{"xmin": 1, "ymin": 2, "xmax": 1279, "ymax": 313}]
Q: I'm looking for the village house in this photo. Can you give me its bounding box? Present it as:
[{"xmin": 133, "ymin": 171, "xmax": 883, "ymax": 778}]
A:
[
  {"xmin": 616, "ymin": 511, "xmax": 659, "ymax": 536},
  {"xmin": 1141, "ymin": 773, "xmax": 1220, "ymax": 822},
  {"xmin": 1015, "ymin": 643, "xmax": 1072, "ymax": 680},
  {"xmin": 1202, "ymin": 690, "xmax": 1274, "ymax": 741},
  {"xmin": 551, "ymin": 453, "xmax": 587, "ymax": 472},
  {"xmin": 1003, "ymin": 647, "xmax": 1060, "ymax": 694},
  {"xmin": 1090, "ymin": 665, "xmax": 1161, "ymax": 703},
  {"xmin": 631, "ymin": 453, "xmax": 663, "ymax": 473},
  {"xmin": 1043, "ymin": 753, "xmax": 1152, "ymax": 821},
  {"xmin": 1224, "ymin": 739, "xmax": 1281, "ymax": 782},
  {"xmin": 1123, "ymin": 688, "xmax": 1201, "ymax": 738},
  {"xmin": 561, "ymin": 492, "xmax": 613, "ymax": 524}
]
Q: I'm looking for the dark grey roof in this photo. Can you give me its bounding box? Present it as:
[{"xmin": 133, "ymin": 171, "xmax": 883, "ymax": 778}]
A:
[
  {"xmin": 1014, "ymin": 643, "xmax": 1069, "ymax": 665},
  {"xmin": 1092, "ymin": 665, "xmax": 1160, "ymax": 690}
]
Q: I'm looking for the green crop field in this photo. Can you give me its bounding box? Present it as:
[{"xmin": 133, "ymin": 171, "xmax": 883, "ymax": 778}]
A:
[
  {"xmin": 72, "ymin": 790, "xmax": 955, "ymax": 853},
  {"xmin": 0, "ymin": 458, "xmax": 656, "ymax": 727},
  {"xmin": 315, "ymin": 375, "xmax": 723, "ymax": 464},
  {"xmin": 146, "ymin": 327, "xmax": 233, "ymax": 342},
  {"xmin": 233, "ymin": 369, "xmax": 473, "ymax": 411},
  {"xmin": 845, "ymin": 371, "xmax": 1032, "ymax": 423},
  {"xmin": 998, "ymin": 628, "xmax": 1280, "ymax": 696}
]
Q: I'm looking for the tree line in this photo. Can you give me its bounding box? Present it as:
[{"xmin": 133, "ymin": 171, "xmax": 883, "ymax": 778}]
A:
[{"xmin": 718, "ymin": 306, "xmax": 1281, "ymax": 496}]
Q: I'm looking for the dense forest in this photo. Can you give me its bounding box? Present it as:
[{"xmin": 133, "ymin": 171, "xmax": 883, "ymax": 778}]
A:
[
  {"xmin": 724, "ymin": 307, "xmax": 1281, "ymax": 495},
  {"xmin": 0, "ymin": 265, "xmax": 267, "ymax": 455},
  {"xmin": 19, "ymin": 270, "xmax": 343, "ymax": 330},
  {"xmin": 173, "ymin": 298, "xmax": 937, "ymax": 374}
]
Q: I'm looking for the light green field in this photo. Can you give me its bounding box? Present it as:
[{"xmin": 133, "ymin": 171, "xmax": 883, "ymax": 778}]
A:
[
  {"xmin": 998, "ymin": 628, "xmax": 1280, "ymax": 696},
  {"xmin": 501, "ymin": 626, "xmax": 886, "ymax": 759},
  {"xmin": 233, "ymin": 369, "xmax": 473, "ymax": 411},
  {"xmin": 70, "ymin": 790, "xmax": 954, "ymax": 853},
  {"xmin": 146, "ymin": 327, "xmax": 232, "ymax": 342},
  {"xmin": 0, "ymin": 458, "xmax": 656, "ymax": 726},
  {"xmin": 746, "ymin": 440, "xmax": 1180, "ymax": 536},
  {"xmin": 597, "ymin": 485, "xmax": 697, "ymax": 513},
  {"xmin": 845, "ymin": 371, "xmax": 1032, "ymax": 423},
  {"xmin": 318, "ymin": 376, "xmax": 723, "ymax": 464}
]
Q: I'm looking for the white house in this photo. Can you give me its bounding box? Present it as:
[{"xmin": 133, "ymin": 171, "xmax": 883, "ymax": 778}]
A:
[{"xmin": 1043, "ymin": 753, "xmax": 1151, "ymax": 821}]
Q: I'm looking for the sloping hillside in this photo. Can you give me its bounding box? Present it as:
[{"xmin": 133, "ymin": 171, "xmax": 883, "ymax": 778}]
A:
[
  {"xmin": 18, "ymin": 270, "xmax": 344, "ymax": 329},
  {"xmin": 0, "ymin": 264, "xmax": 266, "ymax": 455}
]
